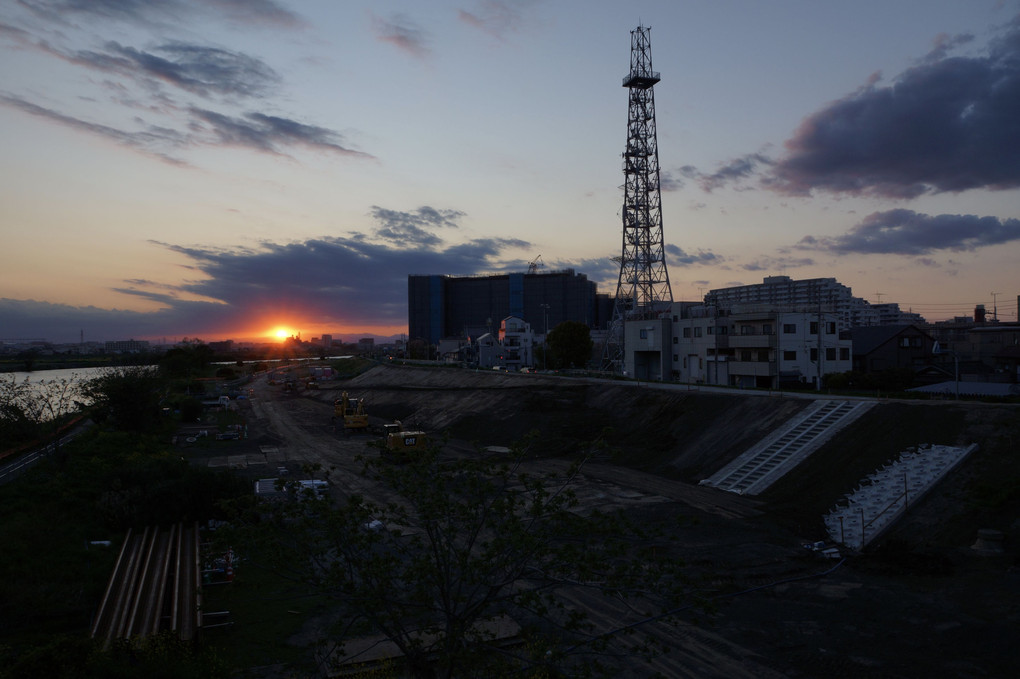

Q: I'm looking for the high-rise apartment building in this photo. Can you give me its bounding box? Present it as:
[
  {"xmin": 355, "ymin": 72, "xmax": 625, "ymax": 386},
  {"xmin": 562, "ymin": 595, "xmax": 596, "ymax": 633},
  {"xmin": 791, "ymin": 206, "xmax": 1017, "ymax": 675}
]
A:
[{"xmin": 704, "ymin": 276, "xmax": 881, "ymax": 329}]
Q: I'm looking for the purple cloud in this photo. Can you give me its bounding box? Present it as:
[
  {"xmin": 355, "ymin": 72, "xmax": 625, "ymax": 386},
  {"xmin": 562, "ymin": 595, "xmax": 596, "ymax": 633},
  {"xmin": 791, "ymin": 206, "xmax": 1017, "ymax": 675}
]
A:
[
  {"xmin": 766, "ymin": 17, "xmax": 1020, "ymax": 198},
  {"xmin": 372, "ymin": 13, "xmax": 429, "ymax": 58},
  {"xmin": 798, "ymin": 209, "xmax": 1020, "ymax": 255}
]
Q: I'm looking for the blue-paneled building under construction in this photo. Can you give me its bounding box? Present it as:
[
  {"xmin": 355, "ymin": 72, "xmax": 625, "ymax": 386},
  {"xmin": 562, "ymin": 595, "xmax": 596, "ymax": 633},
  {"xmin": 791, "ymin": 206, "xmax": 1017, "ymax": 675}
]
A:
[{"xmin": 408, "ymin": 270, "xmax": 609, "ymax": 345}]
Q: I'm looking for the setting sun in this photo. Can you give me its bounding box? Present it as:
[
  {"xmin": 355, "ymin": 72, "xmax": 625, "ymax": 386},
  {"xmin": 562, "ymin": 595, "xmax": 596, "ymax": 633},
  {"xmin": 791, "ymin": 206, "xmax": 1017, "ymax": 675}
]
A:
[{"xmin": 273, "ymin": 328, "xmax": 291, "ymax": 340}]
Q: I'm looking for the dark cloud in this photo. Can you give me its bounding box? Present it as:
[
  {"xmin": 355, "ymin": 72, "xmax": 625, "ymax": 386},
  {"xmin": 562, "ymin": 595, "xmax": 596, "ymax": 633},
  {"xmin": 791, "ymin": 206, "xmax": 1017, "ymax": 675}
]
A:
[
  {"xmin": 1, "ymin": 1, "xmax": 354, "ymax": 165},
  {"xmin": 372, "ymin": 13, "xmax": 429, "ymax": 58},
  {"xmin": 0, "ymin": 21, "xmax": 31, "ymax": 43},
  {"xmin": 16, "ymin": 0, "xmax": 177, "ymax": 24},
  {"xmin": 191, "ymin": 108, "xmax": 373, "ymax": 157},
  {"xmin": 659, "ymin": 169, "xmax": 684, "ymax": 192},
  {"xmin": 567, "ymin": 256, "xmax": 620, "ymax": 287},
  {"xmin": 370, "ymin": 206, "xmax": 465, "ymax": 247},
  {"xmin": 15, "ymin": 0, "xmax": 303, "ymax": 29},
  {"xmin": 152, "ymin": 227, "xmax": 532, "ymax": 329},
  {"xmin": 74, "ymin": 41, "xmax": 281, "ymax": 99},
  {"xmin": 203, "ymin": 0, "xmax": 304, "ymax": 28},
  {"xmin": 0, "ymin": 92, "xmax": 189, "ymax": 162},
  {"xmin": 664, "ymin": 157, "xmax": 771, "ymax": 193},
  {"xmin": 665, "ymin": 244, "xmax": 722, "ymax": 266},
  {"xmin": 798, "ymin": 209, "xmax": 1020, "ymax": 255},
  {"xmin": 922, "ymin": 31, "xmax": 975, "ymax": 63},
  {"xmin": 766, "ymin": 16, "xmax": 1020, "ymax": 198},
  {"xmin": 0, "ymin": 92, "xmax": 369, "ymax": 161},
  {"xmin": 0, "ymin": 206, "xmax": 537, "ymax": 342},
  {"xmin": 0, "ymin": 297, "xmax": 190, "ymax": 344},
  {"xmin": 695, "ymin": 154, "xmax": 773, "ymax": 192}
]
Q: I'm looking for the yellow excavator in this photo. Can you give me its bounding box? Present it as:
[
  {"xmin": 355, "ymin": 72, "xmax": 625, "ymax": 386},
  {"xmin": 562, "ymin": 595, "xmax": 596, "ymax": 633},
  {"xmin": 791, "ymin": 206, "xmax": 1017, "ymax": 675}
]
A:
[
  {"xmin": 381, "ymin": 421, "xmax": 428, "ymax": 461},
  {"xmin": 334, "ymin": 391, "xmax": 369, "ymax": 431}
]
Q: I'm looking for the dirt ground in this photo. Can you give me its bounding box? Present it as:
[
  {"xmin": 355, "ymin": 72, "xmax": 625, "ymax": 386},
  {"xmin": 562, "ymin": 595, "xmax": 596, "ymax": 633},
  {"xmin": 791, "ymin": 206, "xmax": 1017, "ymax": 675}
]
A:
[{"xmin": 191, "ymin": 363, "xmax": 1019, "ymax": 678}]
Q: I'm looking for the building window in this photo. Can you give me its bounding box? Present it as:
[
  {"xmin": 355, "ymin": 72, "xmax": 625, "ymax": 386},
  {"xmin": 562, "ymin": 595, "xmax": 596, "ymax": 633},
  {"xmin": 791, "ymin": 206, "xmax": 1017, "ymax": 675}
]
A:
[
  {"xmin": 694, "ymin": 327, "xmax": 702, "ymax": 338},
  {"xmin": 682, "ymin": 356, "xmax": 687, "ymax": 368},
  {"xmin": 718, "ymin": 326, "xmax": 727, "ymax": 335},
  {"xmin": 758, "ymin": 351, "xmax": 770, "ymax": 362},
  {"xmin": 741, "ymin": 349, "xmax": 753, "ymax": 361},
  {"xmin": 683, "ymin": 327, "xmax": 691, "ymax": 338},
  {"xmin": 707, "ymin": 326, "xmax": 714, "ymax": 335},
  {"xmin": 810, "ymin": 322, "xmax": 819, "ymax": 334},
  {"xmin": 783, "ymin": 350, "xmax": 797, "ymax": 361},
  {"xmin": 673, "ymin": 336, "xmax": 678, "ymax": 344},
  {"xmin": 810, "ymin": 348, "xmax": 818, "ymax": 361},
  {"xmin": 826, "ymin": 347, "xmax": 836, "ymax": 361},
  {"xmin": 826, "ymin": 322, "xmax": 836, "ymax": 334},
  {"xmin": 762, "ymin": 324, "xmax": 773, "ymax": 335},
  {"xmin": 783, "ymin": 323, "xmax": 796, "ymax": 334},
  {"xmin": 639, "ymin": 329, "xmax": 648, "ymax": 339},
  {"xmin": 741, "ymin": 325, "xmax": 753, "ymax": 335},
  {"xmin": 673, "ymin": 354, "xmax": 679, "ymax": 362},
  {"xmin": 840, "ymin": 347, "xmax": 850, "ymax": 361}
]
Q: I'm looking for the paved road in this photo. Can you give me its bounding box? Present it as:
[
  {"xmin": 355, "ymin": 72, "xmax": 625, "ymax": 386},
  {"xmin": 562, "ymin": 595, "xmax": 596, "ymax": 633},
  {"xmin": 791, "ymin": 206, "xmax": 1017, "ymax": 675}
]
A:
[{"xmin": 0, "ymin": 422, "xmax": 89, "ymax": 485}]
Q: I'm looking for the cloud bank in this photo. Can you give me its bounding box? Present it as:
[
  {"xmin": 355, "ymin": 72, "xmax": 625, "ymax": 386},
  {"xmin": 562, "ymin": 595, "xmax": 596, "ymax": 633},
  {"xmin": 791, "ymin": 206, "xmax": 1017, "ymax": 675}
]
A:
[
  {"xmin": 799, "ymin": 209, "xmax": 1020, "ymax": 255},
  {"xmin": 0, "ymin": 206, "xmax": 538, "ymax": 342},
  {"xmin": 767, "ymin": 16, "xmax": 1020, "ymax": 198}
]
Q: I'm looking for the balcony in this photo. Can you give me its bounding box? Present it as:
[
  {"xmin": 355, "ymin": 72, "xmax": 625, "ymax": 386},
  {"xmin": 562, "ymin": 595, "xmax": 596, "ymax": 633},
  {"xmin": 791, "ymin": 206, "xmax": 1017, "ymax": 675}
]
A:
[
  {"xmin": 727, "ymin": 361, "xmax": 774, "ymax": 377},
  {"xmin": 728, "ymin": 334, "xmax": 778, "ymax": 349}
]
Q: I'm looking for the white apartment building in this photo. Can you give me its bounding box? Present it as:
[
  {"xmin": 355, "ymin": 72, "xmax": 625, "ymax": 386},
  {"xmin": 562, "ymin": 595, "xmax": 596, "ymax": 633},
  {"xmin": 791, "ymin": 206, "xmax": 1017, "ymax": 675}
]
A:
[
  {"xmin": 498, "ymin": 316, "xmax": 535, "ymax": 371},
  {"xmin": 677, "ymin": 306, "xmax": 852, "ymax": 388},
  {"xmin": 626, "ymin": 303, "xmax": 853, "ymax": 388}
]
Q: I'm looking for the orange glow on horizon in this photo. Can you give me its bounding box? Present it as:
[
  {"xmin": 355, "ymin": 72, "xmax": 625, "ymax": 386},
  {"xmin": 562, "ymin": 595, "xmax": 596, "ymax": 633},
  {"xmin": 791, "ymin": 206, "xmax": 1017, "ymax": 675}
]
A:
[{"xmin": 192, "ymin": 322, "xmax": 408, "ymax": 344}]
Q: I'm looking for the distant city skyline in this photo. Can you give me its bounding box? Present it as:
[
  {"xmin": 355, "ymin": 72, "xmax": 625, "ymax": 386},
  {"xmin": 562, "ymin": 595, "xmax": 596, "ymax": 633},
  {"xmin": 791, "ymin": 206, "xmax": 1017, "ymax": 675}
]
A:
[{"xmin": 1, "ymin": 1, "xmax": 1018, "ymax": 344}]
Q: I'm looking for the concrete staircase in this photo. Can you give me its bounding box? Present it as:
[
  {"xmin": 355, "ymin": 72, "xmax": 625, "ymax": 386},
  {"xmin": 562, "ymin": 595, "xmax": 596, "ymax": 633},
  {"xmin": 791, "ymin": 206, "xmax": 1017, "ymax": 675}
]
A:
[
  {"xmin": 701, "ymin": 399, "xmax": 874, "ymax": 495},
  {"xmin": 824, "ymin": 443, "xmax": 977, "ymax": 550}
]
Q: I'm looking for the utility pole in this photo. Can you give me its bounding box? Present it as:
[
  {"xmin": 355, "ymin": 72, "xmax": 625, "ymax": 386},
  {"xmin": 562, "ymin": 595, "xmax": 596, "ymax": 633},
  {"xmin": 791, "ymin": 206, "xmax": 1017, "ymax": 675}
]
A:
[{"xmin": 602, "ymin": 25, "xmax": 673, "ymax": 372}]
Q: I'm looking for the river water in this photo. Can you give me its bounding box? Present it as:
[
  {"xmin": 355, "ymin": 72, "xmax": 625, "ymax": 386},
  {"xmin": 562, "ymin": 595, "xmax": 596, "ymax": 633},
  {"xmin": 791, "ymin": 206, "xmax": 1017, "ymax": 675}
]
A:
[{"xmin": 4, "ymin": 366, "xmax": 112, "ymax": 386}]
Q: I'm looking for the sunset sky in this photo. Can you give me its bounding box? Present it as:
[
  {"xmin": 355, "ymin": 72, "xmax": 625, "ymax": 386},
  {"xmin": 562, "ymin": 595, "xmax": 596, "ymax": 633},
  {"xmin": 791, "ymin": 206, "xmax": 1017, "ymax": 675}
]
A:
[{"xmin": 2, "ymin": 0, "xmax": 1018, "ymax": 344}]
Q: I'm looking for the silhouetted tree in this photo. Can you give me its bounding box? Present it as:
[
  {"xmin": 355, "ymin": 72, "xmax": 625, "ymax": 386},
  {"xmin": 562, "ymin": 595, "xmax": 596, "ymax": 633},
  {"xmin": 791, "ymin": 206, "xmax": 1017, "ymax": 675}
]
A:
[
  {"xmin": 80, "ymin": 367, "xmax": 165, "ymax": 432},
  {"xmin": 229, "ymin": 438, "xmax": 693, "ymax": 677},
  {"xmin": 546, "ymin": 321, "xmax": 594, "ymax": 369},
  {"xmin": 0, "ymin": 374, "xmax": 81, "ymax": 449}
]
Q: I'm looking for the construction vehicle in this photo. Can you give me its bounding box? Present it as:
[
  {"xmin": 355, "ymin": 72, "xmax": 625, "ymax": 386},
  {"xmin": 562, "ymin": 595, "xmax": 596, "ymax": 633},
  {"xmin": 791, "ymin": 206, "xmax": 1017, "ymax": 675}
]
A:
[
  {"xmin": 334, "ymin": 391, "xmax": 369, "ymax": 431},
  {"xmin": 380, "ymin": 421, "xmax": 428, "ymax": 462}
]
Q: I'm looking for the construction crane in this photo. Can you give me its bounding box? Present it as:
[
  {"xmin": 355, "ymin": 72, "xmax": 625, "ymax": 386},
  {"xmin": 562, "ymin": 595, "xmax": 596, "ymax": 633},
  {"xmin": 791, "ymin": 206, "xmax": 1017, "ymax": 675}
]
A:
[{"xmin": 527, "ymin": 255, "xmax": 544, "ymax": 274}]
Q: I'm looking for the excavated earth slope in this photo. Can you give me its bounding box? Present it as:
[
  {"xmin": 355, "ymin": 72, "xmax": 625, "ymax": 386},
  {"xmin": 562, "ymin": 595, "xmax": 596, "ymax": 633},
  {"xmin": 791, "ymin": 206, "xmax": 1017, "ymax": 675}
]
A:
[{"xmin": 233, "ymin": 363, "xmax": 1019, "ymax": 677}]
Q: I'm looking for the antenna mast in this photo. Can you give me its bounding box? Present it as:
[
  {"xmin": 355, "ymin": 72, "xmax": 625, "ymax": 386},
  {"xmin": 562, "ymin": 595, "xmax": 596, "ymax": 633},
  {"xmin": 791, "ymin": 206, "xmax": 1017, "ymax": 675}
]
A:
[{"xmin": 602, "ymin": 25, "xmax": 673, "ymax": 371}]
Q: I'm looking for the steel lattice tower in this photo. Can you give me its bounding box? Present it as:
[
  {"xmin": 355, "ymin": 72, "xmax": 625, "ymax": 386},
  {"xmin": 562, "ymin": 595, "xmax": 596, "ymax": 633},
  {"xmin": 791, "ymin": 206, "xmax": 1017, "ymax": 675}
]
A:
[{"xmin": 602, "ymin": 25, "xmax": 673, "ymax": 371}]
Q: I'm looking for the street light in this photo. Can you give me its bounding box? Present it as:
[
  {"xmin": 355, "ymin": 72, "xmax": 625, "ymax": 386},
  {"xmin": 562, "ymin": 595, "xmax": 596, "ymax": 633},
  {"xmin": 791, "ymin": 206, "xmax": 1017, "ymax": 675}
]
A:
[{"xmin": 540, "ymin": 304, "xmax": 550, "ymax": 370}]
